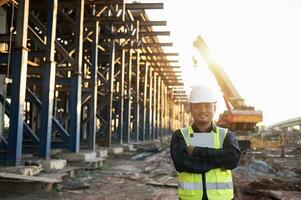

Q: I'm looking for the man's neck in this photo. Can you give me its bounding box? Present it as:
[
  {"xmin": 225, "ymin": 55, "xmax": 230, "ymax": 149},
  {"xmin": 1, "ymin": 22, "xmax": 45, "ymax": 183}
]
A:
[{"xmin": 194, "ymin": 122, "xmax": 212, "ymax": 132}]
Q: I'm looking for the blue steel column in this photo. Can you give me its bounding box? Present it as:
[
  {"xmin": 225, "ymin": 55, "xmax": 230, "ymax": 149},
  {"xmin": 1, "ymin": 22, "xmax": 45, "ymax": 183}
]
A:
[
  {"xmin": 39, "ymin": 0, "xmax": 58, "ymax": 159},
  {"xmin": 164, "ymin": 85, "xmax": 168, "ymax": 136},
  {"xmin": 133, "ymin": 51, "xmax": 140, "ymax": 142},
  {"xmin": 69, "ymin": 0, "xmax": 84, "ymax": 152},
  {"xmin": 7, "ymin": 0, "xmax": 29, "ymax": 166},
  {"xmin": 88, "ymin": 16, "xmax": 99, "ymax": 150},
  {"xmin": 151, "ymin": 72, "xmax": 157, "ymax": 140},
  {"xmin": 156, "ymin": 76, "xmax": 161, "ymax": 138},
  {"xmin": 124, "ymin": 50, "xmax": 132, "ymax": 143},
  {"xmin": 146, "ymin": 66, "xmax": 153, "ymax": 140},
  {"xmin": 141, "ymin": 63, "xmax": 148, "ymax": 141},
  {"xmin": 160, "ymin": 81, "xmax": 164, "ymax": 137},
  {"xmin": 107, "ymin": 40, "xmax": 115, "ymax": 147},
  {"xmin": 118, "ymin": 49, "xmax": 126, "ymax": 144},
  {"xmin": 160, "ymin": 80, "xmax": 164, "ymax": 137}
]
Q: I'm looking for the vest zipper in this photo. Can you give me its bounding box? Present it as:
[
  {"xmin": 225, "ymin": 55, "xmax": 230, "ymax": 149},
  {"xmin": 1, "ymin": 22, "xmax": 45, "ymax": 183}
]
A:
[{"xmin": 202, "ymin": 173, "xmax": 208, "ymax": 200}]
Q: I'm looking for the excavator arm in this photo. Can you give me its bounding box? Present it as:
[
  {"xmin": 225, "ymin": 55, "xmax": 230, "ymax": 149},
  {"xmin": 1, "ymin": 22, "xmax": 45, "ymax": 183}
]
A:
[{"xmin": 193, "ymin": 35, "xmax": 262, "ymax": 131}]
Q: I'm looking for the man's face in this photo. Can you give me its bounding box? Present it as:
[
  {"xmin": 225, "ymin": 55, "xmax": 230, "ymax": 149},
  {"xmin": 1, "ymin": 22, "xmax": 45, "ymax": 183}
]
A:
[{"xmin": 190, "ymin": 103, "xmax": 216, "ymax": 125}]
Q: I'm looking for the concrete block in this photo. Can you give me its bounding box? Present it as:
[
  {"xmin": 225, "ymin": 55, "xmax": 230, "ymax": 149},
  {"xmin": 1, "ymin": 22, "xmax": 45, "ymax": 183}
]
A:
[
  {"xmin": 38, "ymin": 159, "xmax": 67, "ymax": 171},
  {"xmin": 95, "ymin": 149, "xmax": 108, "ymax": 158},
  {"xmin": 122, "ymin": 144, "xmax": 136, "ymax": 152},
  {"xmin": 0, "ymin": 166, "xmax": 43, "ymax": 176},
  {"xmin": 81, "ymin": 158, "xmax": 105, "ymax": 170},
  {"xmin": 103, "ymin": 147, "xmax": 124, "ymax": 155},
  {"xmin": 21, "ymin": 154, "xmax": 34, "ymax": 159},
  {"xmin": 55, "ymin": 151, "xmax": 96, "ymax": 162},
  {"xmin": 50, "ymin": 149, "xmax": 65, "ymax": 157}
]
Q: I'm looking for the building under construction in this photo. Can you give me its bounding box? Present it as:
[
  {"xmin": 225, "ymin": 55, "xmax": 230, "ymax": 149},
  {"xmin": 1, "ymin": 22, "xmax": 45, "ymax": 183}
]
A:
[
  {"xmin": 0, "ymin": 1, "xmax": 301, "ymax": 199},
  {"xmin": 0, "ymin": 0, "xmax": 188, "ymax": 166}
]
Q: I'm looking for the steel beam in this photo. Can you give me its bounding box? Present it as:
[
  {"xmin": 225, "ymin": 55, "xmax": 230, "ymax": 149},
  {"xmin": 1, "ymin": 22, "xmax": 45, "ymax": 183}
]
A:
[
  {"xmin": 140, "ymin": 31, "xmax": 170, "ymax": 37},
  {"xmin": 86, "ymin": 19, "xmax": 166, "ymax": 27},
  {"xmin": 142, "ymin": 43, "xmax": 173, "ymax": 48},
  {"xmin": 7, "ymin": 0, "xmax": 29, "ymax": 166},
  {"xmin": 140, "ymin": 53, "xmax": 178, "ymax": 57}
]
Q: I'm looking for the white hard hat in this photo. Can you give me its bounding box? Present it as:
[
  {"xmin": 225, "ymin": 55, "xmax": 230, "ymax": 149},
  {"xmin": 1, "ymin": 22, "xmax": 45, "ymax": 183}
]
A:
[{"xmin": 189, "ymin": 85, "xmax": 217, "ymax": 103}]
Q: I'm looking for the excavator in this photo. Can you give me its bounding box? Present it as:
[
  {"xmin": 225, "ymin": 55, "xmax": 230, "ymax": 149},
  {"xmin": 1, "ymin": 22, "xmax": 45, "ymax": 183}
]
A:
[{"xmin": 193, "ymin": 35, "xmax": 263, "ymax": 150}]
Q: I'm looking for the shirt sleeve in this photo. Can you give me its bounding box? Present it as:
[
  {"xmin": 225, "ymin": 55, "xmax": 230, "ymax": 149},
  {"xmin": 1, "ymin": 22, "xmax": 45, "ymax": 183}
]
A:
[
  {"xmin": 192, "ymin": 131, "xmax": 241, "ymax": 170},
  {"xmin": 170, "ymin": 129, "xmax": 219, "ymax": 173}
]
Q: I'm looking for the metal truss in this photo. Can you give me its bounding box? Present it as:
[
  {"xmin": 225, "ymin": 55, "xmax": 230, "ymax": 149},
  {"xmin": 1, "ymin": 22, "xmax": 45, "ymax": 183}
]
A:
[{"xmin": 0, "ymin": 0, "xmax": 188, "ymax": 166}]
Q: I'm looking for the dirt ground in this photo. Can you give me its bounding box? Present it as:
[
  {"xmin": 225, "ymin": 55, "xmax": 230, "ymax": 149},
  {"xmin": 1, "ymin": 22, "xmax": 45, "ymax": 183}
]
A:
[{"xmin": 0, "ymin": 138, "xmax": 301, "ymax": 200}]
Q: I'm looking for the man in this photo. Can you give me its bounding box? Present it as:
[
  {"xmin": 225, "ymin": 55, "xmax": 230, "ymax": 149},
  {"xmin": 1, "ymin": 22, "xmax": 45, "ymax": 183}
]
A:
[{"xmin": 170, "ymin": 85, "xmax": 241, "ymax": 200}]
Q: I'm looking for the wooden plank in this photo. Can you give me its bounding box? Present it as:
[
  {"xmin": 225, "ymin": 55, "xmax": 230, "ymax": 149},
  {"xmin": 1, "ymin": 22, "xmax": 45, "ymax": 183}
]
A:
[{"xmin": 0, "ymin": 172, "xmax": 60, "ymax": 183}]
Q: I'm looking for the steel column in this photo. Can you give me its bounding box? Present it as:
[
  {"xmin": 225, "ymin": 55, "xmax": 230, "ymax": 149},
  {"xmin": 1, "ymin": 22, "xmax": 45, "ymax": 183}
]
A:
[
  {"xmin": 152, "ymin": 72, "xmax": 157, "ymax": 140},
  {"xmin": 39, "ymin": 0, "xmax": 58, "ymax": 159},
  {"xmin": 0, "ymin": 75, "xmax": 6, "ymax": 144},
  {"xmin": 118, "ymin": 49, "xmax": 126, "ymax": 144},
  {"xmin": 69, "ymin": 0, "xmax": 84, "ymax": 152},
  {"xmin": 107, "ymin": 40, "xmax": 115, "ymax": 147},
  {"xmin": 156, "ymin": 76, "xmax": 161, "ymax": 138},
  {"xmin": 88, "ymin": 17, "xmax": 99, "ymax": 150},
  {"xmin": 124, "ymin": 49, "xmax": 132, "ymax": 143},
  {"xmin": 133, "ymin": 51, "xmax": 140, "ymax": 142},
  {"xmin": 146, "ymin": 66, "xmax": 153, "ymax": 140},
  {"xmin": 7, "ymin": 0, "xmax": 29, "ymax": 166},
  {"xmin": 141, "ymin": 63, "xmax": 148, "ymax": 141}
]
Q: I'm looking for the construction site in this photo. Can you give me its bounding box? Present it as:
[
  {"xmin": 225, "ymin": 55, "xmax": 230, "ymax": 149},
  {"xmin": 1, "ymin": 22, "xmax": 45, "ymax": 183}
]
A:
[{"xmin": 0, "ymin": 0, "xmax": 300, "ymax": 199}]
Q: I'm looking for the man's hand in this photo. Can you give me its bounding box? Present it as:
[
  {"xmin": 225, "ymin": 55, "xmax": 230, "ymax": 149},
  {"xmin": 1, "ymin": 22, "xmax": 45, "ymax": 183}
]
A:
[{"xmin": 186, "ymin": 145, "xmax": 195, "ymax": 156}]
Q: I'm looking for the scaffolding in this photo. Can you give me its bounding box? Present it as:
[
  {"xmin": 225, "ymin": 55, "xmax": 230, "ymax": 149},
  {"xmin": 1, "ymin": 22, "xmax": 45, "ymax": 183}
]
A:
[{"xmin": 0, "ymin": 0, "xmax": 188, "ymax": 166}]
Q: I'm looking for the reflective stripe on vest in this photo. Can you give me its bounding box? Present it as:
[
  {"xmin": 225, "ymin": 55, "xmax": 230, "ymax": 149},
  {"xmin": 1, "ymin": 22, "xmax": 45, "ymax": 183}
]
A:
[
  {"xmin": 206, "ymin": 182, "xmax": 233, "ymax": 190},
  {"xmin": 178, "ymin": 182, "xmax": 233, "ymax": 190},
  {"xmin": 178, "ymin": 182, "xmax": 202, "ymax": 190},
  {"xmin": 177, "ymin": 126, "xmax": 234, "ymax": 200}
]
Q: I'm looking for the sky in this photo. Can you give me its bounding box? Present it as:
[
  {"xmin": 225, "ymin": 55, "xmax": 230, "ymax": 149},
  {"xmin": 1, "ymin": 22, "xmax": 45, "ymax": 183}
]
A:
[{"xmin": 138, "ymin": 0, "xmax": 301, "ymax": 126}]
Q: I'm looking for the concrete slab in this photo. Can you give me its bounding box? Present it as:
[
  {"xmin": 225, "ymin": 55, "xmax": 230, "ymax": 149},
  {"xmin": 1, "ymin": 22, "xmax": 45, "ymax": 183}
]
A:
[
  {"xmin": 95, "ymin": 149, "xmax": 108, "ymax": 158},
  {"xmin": 55, "ymin": 151, "xmax": 96, "ymax": 162}
]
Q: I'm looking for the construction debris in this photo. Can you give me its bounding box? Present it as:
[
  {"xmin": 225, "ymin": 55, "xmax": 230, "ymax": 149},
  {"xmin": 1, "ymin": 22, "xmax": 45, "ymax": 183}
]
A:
[{"xmin": 0, "ymin": 136, "xmax": 300, "ymax": 199}]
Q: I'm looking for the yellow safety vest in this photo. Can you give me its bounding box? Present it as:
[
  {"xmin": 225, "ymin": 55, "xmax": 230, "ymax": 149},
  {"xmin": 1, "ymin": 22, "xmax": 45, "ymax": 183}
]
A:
[{"xmin": 177, "ymin": 126, "xmax": 234, "ymax": 200}]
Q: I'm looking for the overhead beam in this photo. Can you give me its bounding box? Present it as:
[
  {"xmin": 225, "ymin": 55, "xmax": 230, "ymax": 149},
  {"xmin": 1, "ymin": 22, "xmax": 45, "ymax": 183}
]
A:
[
  {"xmin": 141, "ymin": 53, "xmax": 178, "ymax": 56},
  {"xmin": 85, "ymin": 18, "xmax": 166, "ymax": 26},
  {"xmin": 142, "ymin": 42, "xmax": 172, "ymax": 47},
  {"xmin": 140, "ymin": 31, "xmax": 170, "ymax": 37}
]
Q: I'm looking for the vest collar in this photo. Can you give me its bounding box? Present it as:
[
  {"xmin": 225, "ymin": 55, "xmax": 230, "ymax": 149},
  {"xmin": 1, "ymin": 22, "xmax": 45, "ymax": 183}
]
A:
[{"xmin": 191, "ymin": 122, "xmax": 217, "ymax": 133}]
